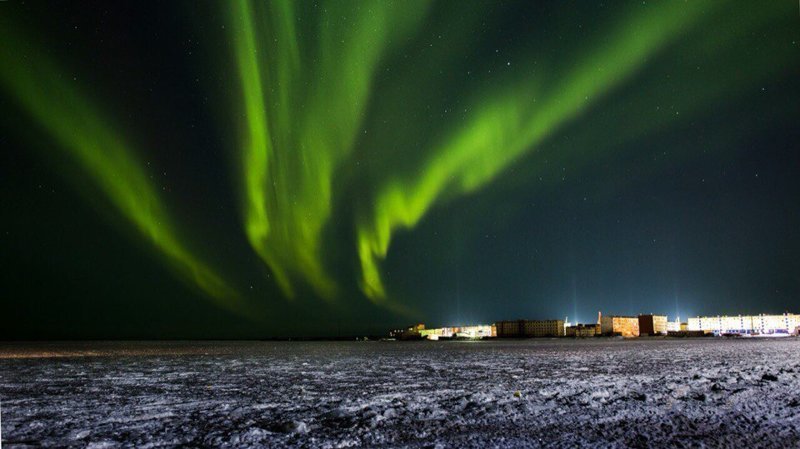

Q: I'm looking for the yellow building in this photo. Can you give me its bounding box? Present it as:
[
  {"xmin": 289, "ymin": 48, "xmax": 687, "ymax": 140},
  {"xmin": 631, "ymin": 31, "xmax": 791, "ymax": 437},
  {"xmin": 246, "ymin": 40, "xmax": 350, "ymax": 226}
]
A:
[
  {"xmin": 524, "ymin": 319, "xmax": 565, "ymax": 337},
  {"xmin": 566, "ymin": 324, "xmax": 600, "ymax": 337},
  {"xmin": 495, "ymin": 320, "xmax": 565, "ymax": 337},
  {"xmin": 389, "ymin": 323, "xmax": 425, "ymax": 339},
  {"xmin": 638, "ymin": 314, "xmax": 668, "ymax": 335},
  {"xmin": 600, "ymin": 315, "xmax": 639, "ymax": 337}
]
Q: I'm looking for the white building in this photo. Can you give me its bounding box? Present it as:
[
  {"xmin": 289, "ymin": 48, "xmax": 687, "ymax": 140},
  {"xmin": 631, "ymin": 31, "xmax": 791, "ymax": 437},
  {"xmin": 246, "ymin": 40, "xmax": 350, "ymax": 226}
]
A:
[
  {"xmin": 419, "ymin": 324, "xmax": 495, "ymax": 340},
  {"xmin": 666, "ymin": 316, "xmax": 682, "ymax": 332},
  {"xmin": 688, "ymin": 313, "xmax": 800, "ymax": 336},
  {"xmin": 752, "ymin": 314, "xmax": 800, "ymax": 335}
]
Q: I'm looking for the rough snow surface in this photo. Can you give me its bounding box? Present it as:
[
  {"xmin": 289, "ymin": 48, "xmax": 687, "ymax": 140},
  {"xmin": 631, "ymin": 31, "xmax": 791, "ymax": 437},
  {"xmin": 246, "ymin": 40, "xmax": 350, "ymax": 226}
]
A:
[{"xmin": 1, "ymin": 339, "xmax": 800, "ymax": 448}]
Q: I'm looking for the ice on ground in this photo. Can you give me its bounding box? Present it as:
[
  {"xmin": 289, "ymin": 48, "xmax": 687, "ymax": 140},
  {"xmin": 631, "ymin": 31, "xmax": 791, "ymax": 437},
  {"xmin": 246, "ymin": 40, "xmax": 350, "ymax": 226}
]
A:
[{"xmin": 1, "ymin": 339, "xmax": 800, "ymax": 448}]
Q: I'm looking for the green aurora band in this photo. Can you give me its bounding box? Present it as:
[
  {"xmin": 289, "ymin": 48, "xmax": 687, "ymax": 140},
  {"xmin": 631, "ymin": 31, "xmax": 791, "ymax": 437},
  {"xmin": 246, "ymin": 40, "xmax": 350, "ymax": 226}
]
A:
[
  {"xmin": 2, "ymin": 1, "xmax": 796, "ymax": 321},
  {"xmin": 228, "ymin": 0, "xmax": 430, "ymax": 300},
  {"xmin": 354, "ymin": 1, "xmax": 712, "ymax": 300},
  {"xmin": 352, "ymin": 1, "xmax": 796, "ymax": 303},
  {"xmin": 229, "ymin": 0, "xmax": 796, "ymax": 307},
  {"xmin": 0, "ymin": 22, "xmax": 241, "ymax": 312}
]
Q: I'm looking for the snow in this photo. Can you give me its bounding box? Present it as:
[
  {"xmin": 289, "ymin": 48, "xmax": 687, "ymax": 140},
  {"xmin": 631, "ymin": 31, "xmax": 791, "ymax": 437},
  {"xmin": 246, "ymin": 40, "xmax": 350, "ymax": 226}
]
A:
[{"xmin": 1, "ymin": 338, "xmax": 800, "ymax": 448}]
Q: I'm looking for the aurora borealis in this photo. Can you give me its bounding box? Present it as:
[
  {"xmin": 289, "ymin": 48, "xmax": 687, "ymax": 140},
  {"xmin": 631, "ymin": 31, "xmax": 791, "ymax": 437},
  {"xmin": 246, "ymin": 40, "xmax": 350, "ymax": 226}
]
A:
[
  {"xmin": 0, "ymin": 19, "xmax": 242, "ymax": 314},
  {"xmin": 1, "ymin": 1, "xmax": 799, "ymax": 338}
]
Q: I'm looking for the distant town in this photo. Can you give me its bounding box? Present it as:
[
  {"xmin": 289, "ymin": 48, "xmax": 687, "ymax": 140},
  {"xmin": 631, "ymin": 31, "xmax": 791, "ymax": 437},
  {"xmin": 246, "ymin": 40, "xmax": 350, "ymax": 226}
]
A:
[{"xmin": 388, "ymin": 312, "xmax": 800, "ymax": 340}]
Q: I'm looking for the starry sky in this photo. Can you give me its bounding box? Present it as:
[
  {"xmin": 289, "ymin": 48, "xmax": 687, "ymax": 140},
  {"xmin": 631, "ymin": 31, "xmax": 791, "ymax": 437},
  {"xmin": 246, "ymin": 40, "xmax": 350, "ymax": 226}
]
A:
[{"xmin": 1, "ymin": 1, "xmax": 799, "ymax": 339}]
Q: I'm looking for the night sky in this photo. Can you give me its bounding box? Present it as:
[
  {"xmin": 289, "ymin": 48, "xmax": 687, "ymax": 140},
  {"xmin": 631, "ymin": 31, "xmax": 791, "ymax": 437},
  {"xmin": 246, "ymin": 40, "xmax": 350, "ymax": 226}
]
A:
[{"xmin": 1, "ymin": 1, "xmax": 799, "ymax": 339}]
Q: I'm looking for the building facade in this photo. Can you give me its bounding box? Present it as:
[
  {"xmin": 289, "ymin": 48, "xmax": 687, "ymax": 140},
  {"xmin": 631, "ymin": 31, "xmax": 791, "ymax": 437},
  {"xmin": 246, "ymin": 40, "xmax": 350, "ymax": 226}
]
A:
[
  {"xmin": 419, "ymin": 324, "xmax": 496, "ymax": 340},
  {"xmin": 389, "ymin": 323, "xmax": 425, "ymax": 340},
  {"xmin": 638, "ymin": 314, "xmax": 668, "ymax": 335},
  {"xmin": 566, "ymin": 324, "xmax": 600, "ymax": 337},
  {"xmin": 666, "ymin": 317, "xmax": 682, "ymax": 332},
  {"xmin": 600, "ymin": 315, "xmax": 639, "ymax": 337},
  {"xmin": 495, "ymin": 319, "xmax": 565, "ymax": 337},
  {"xmin": 688, "ymin": 314, "xmax": 800, "ymax": 335}
]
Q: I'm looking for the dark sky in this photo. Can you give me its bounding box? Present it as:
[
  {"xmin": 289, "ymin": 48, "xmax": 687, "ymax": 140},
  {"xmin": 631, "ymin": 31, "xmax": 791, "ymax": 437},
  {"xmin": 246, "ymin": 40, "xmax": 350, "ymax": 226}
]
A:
[{"xmin": 1, "ymin": 1, "xmax": 799, "ymax": 339}]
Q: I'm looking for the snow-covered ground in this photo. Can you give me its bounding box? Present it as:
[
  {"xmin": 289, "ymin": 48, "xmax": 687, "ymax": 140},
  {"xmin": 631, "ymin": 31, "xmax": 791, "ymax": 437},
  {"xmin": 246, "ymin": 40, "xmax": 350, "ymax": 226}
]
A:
[{"xmin": 1, "ymin": 338, "xmax": 799, "ymax": 448}]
